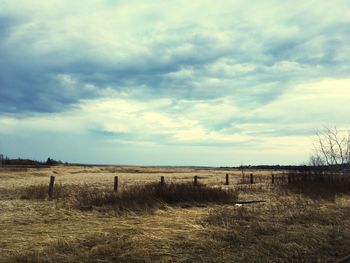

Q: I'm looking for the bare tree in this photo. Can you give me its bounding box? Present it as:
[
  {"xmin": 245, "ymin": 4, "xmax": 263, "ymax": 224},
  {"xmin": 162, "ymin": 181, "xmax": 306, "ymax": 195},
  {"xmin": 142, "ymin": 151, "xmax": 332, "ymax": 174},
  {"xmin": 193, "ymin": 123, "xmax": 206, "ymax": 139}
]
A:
[
  {"xmin": 309, "ymin": 154, "xmax": 325, "ymax": 166},
  {"xmin": 310, "ymin": 127, "xmax": 350, "ymax": 167}
]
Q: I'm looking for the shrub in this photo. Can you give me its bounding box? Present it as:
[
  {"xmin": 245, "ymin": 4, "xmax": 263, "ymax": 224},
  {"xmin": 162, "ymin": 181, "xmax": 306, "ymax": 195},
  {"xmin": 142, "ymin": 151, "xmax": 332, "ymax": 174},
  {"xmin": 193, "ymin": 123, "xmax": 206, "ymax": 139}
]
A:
[
  {"xmin": 20, "ymin": 184, "xmax": 48, "ymax": 200},
  {"xmin": 73, "ymin": 183, "xmax": 237, "ymax": 211},
  {"xmin": 20, "ymin": 182, "xmax": 238, "ymax": 212}
]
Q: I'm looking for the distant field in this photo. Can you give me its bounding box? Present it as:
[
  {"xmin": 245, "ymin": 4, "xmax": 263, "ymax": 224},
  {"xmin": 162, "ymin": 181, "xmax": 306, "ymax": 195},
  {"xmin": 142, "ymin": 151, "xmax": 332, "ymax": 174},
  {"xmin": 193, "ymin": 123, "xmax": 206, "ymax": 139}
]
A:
[{"xmin": 0, "ymin": 165, "xmax": 349, "ymax": 262}]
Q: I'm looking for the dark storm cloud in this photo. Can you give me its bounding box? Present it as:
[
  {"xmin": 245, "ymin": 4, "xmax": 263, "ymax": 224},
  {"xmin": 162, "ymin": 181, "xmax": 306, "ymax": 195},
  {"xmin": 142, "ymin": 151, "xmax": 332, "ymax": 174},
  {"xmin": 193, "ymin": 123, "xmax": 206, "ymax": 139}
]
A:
[{"xmin": 1, "ymin": 0, "xmax": 350, "ymax": 116}]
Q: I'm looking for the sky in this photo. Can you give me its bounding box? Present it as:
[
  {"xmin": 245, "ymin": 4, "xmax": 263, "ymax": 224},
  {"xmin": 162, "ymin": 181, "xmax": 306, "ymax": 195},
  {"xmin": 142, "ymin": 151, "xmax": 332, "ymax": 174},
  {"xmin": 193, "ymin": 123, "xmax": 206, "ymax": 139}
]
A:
[{"xmin": 0, "ymin": 0, "xmax": 350, "ymax": 166}]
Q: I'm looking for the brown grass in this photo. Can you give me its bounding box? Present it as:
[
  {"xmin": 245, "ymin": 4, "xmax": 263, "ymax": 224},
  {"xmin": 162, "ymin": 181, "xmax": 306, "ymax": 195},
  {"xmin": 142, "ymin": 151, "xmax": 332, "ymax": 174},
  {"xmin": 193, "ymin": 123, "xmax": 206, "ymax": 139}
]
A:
[
  {"xmin": 20, "ymin": 182, "xmax": 237, "ymax": 213},
  {"xmin": 204, "ymin": 195, "xmax": 350, "ymax": 262},
  {"xmin": 279, "ymin": 180, "xmax": 350, "ymax": 201},
  {"xmin": 1, "ymin": 165, "xmax": 350, "ymax": 262}
]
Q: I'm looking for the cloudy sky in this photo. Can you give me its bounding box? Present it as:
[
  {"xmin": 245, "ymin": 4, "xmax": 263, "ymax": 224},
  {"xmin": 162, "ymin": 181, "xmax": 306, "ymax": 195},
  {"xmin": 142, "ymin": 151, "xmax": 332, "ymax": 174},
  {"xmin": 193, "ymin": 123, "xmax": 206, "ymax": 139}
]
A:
[{"xmin": 0, "ymin": 0, "xmax": 349, "ymax": 166}]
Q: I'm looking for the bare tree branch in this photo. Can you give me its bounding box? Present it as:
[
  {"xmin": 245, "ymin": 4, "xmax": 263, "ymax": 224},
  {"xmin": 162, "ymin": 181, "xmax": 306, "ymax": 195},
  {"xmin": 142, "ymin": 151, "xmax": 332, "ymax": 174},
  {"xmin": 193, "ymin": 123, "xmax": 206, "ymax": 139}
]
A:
[{"xmin": 310, "ymin": 127, "xmax": 350, "ymax": 167}]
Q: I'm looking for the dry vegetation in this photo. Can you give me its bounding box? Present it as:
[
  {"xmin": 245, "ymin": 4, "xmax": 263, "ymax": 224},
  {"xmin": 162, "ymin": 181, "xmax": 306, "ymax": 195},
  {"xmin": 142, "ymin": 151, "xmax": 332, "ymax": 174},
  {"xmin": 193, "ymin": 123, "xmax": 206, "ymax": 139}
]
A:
[{"xmin": 0, "ymin": 165, "xmax": 349, "ymax": 262}]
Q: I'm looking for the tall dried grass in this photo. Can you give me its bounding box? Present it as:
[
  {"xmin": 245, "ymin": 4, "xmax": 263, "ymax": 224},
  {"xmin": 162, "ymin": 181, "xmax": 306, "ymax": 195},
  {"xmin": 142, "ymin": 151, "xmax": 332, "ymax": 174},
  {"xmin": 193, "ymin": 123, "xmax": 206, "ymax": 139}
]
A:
[
  {"xmin": 203, "ymin": 195, "xmax": 350, "ymax": 262},
  {"xmin": 20, "ymin": 182, "xmax": 238, "ymax": 212}
]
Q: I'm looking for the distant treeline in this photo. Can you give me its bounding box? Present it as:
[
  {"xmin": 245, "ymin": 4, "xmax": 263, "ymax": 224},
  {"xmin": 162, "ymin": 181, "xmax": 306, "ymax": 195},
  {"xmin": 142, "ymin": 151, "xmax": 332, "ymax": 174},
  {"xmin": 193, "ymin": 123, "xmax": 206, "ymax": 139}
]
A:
[
  {"xmin": 222, "ymin": 164, "xmax": 350, "ymax": 172},
  {"xmin": 1, "ymin": 157, "xmax": 64, "ymax": 166}
]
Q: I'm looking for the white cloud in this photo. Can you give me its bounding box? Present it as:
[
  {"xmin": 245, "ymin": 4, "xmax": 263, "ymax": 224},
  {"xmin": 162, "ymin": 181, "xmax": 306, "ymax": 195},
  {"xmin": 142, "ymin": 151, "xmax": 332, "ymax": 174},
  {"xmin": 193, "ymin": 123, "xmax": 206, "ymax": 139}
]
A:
[
  {"xmin": 254, "ymin": 78, "xmax": 350, "ymax": 125},
  {"xmin": 2, "ymin": 77, "xmax": 348, "ymax": 148},
  {"xmin": 1, "ymin": 0, "xmax": 350, "ymax": 165}
]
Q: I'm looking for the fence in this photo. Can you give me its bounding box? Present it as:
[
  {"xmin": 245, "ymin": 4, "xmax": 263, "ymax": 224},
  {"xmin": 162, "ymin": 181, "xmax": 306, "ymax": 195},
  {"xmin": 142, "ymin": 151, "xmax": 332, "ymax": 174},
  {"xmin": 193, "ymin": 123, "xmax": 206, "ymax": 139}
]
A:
[{"xmin": 45, "ymin": 170, "xmax": 350, "ymax": 199}]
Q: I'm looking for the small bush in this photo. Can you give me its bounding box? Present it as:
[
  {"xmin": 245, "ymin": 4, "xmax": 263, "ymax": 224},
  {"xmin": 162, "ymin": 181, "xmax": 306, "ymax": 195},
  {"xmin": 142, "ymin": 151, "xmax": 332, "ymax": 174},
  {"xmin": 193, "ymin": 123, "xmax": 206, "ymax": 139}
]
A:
[
  {"xmin": 73, "ymin": 183, "xmax": 237, "ymax": 211},
  {"xmin": 21, "ymin": 182, "xmax": 238, "ymax": 212},
  {"xmin": 279, "ymin": 181, "xmax": 350, "ymax": 199},
  {"xmin": 20, "ymin": 184, "xmax": 49, "ymax": 200},
  {"xmin": 20, "ymin": 183, "xmax": 68, "ymax": 200}
]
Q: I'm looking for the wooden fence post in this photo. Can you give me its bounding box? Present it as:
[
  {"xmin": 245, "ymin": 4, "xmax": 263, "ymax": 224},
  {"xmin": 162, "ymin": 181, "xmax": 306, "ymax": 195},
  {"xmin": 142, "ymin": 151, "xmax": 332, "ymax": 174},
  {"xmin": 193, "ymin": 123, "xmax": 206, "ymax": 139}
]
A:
[
  {"xmin": 250, "ymin": 174, "xmax": 253, "ymax": 184},
  {"xmin": 160, "ymin": 176, "xmax": 165, "ymax": 186},
  {"xmin": 194, "ymin": 176, "xmax": 198, "ymax": 185},
  {"xmin": 48, "ymin": 176, "xmax": 55, "ymax": 199},
  {"xmin": 271, "ymin": 174, "xmax": 274, "ymax": 184},
  {"xmin": 114, "ymin": 176, "xmax": 119, "ymax": 192},
  {"xmin": 226, "ymin": 174, "xmax": 229, "ymax": 185}
]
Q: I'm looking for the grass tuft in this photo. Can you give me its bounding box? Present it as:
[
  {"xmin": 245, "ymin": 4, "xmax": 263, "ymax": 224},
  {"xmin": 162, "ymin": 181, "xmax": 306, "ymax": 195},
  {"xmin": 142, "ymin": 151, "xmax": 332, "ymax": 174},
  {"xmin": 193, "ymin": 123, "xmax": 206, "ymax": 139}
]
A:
[
  {"xmin": 203, "ymin": 196, "xmax": 350, "ymax": 262},
  {"xmin": 20, "ymin": 182, "xmax": 238, "ymax": 212},
  {"xmin": 20, "ymin": 183, "xmax": 66, "ymax": 200},
  {"xmin": 73, "ymin": 183, "xmax": 237, "ymax": 211},
  {"xmin": 279, "ymin": 180, "xmax": 350, "ymax": 200}
]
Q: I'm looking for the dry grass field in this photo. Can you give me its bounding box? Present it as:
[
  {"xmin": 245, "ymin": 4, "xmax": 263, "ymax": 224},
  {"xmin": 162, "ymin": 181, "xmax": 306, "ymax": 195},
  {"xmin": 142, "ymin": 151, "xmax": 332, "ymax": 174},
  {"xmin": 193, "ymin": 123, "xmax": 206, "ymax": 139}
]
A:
[{"xmin": 0, "ymin": 165, "xmax": 349, "ymax": 262}]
